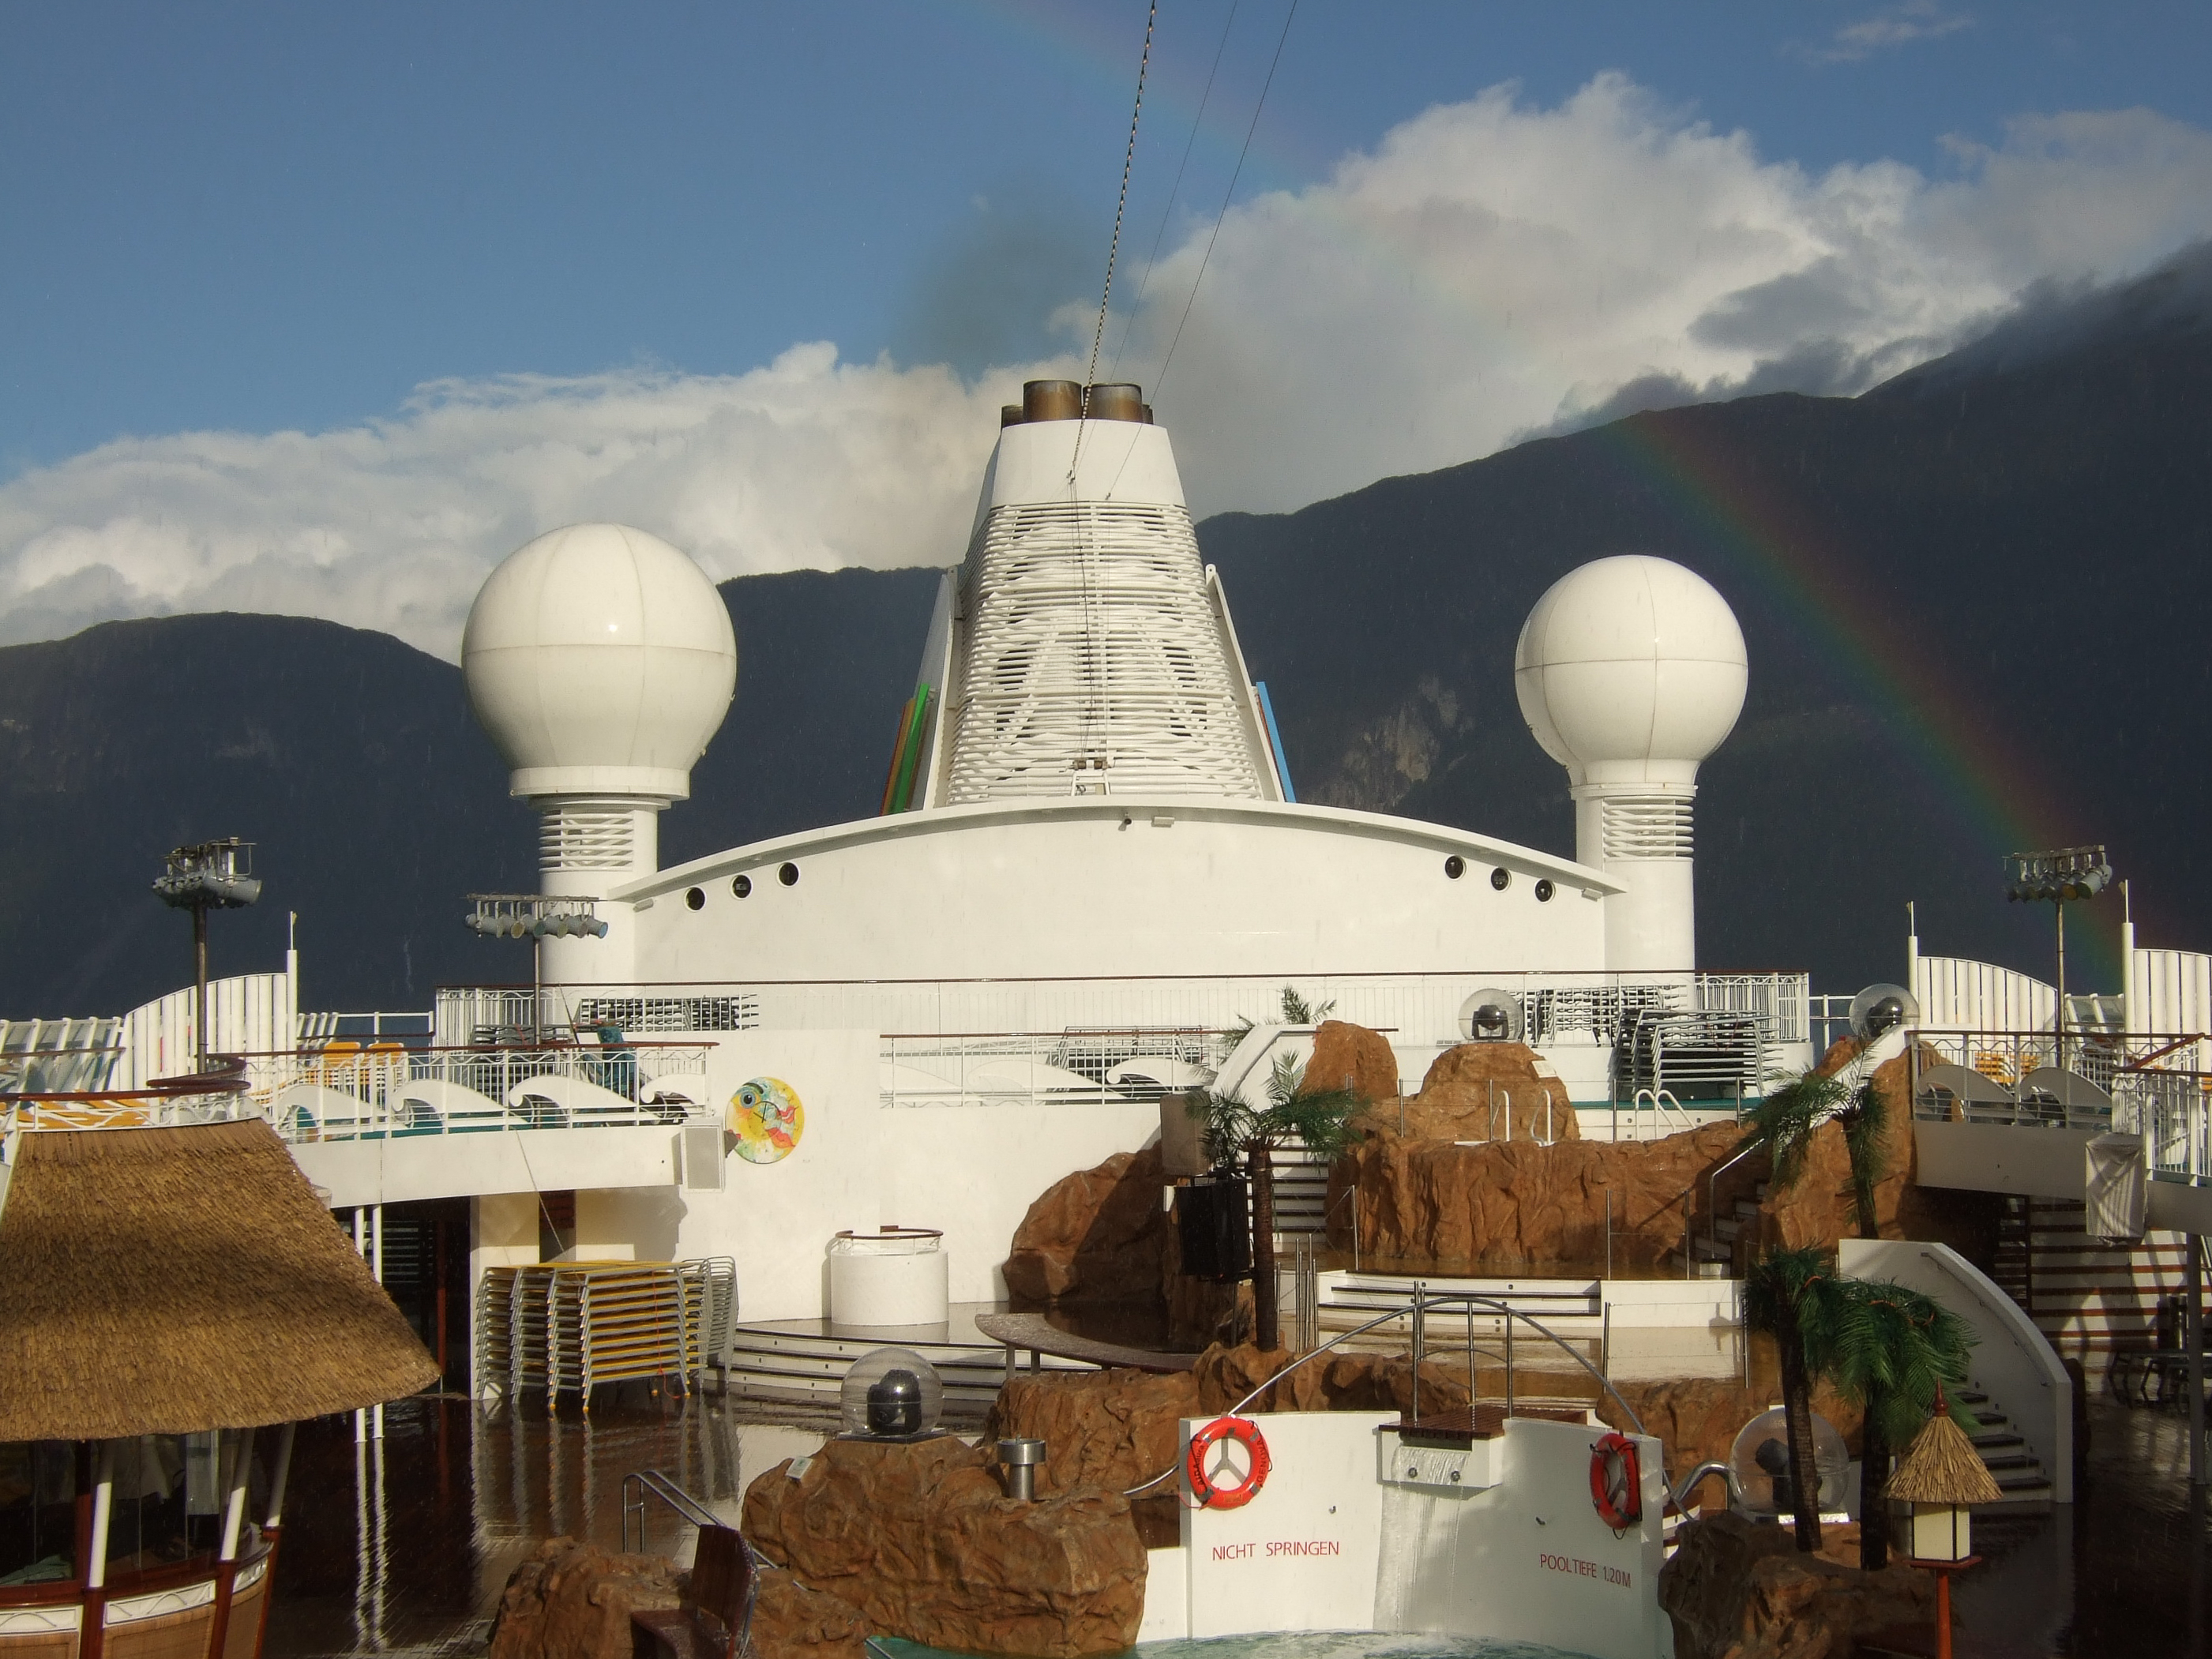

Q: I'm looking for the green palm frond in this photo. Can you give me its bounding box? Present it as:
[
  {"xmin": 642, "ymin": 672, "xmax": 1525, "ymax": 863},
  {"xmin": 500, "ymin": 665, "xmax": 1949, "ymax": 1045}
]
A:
[
  {"xmin": 1823, "ymin": 1278, "xmax": 1979, "ymax": 1439},
  {"xmin": 1741, "ymin": 1244, "xmax": 1836, "ymax": 1337},
  {"xmin": 1838, "ymin": 1079, "xmax": 1890, "ymax": 1235},
  {"xmin": 1740, "ymin": 1068, "xmax": 1851, "ymax": 1192},
  {"xmin": 1279, "ymin": 986, "xmax": 1338, "ymax": 1025}
]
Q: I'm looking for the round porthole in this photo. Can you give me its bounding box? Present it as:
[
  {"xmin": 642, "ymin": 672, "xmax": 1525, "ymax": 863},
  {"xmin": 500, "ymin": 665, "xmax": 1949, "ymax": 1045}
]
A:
[
  {"xmin": 779, "ymin": 862, "xmax": 800, "ymax": 887},
  {"xmin": 1534, "ymin": 879, "xmax": 1555, "ymax": 903},
  {"xmin": 685, "ymin": 888, "xmax": 705, "ymax": 910},
  {"xmin": 1489, "ymin": 866, "xmax": 1511, "ymax": 891},
  {"xmin": 1444, "ymin": 855, "xmax": 1465, "ymax": 880},
  {"xmin": 732, "ymin": 874, "xmax": 752, "ymax": 898}
]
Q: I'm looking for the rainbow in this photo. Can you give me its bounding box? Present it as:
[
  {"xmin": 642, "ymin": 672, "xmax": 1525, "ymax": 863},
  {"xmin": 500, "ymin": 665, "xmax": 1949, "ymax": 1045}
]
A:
[{"xmin": 1600, "ymin": 409, "xmax": 2123, "ymax": 988}]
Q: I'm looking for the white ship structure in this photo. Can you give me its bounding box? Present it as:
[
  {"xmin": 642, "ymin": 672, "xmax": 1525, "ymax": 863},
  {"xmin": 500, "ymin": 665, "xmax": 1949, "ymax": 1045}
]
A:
[{"xmin": 6, "ymin": 380, "xmax": 2210, "ymax": 1526}]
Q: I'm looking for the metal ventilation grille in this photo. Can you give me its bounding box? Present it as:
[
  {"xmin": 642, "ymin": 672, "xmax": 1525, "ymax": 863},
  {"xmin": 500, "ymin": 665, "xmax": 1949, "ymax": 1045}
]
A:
[
  {"xmin": 1600, "ymin": 796, "xmax": 1696, "ymax": 860},
  {"xmin": 945, "ymin": 501, "xmax": 1266, "ymax": 803},
  {"xmin": 540, "ymin": 809, "xmax": 636, "ymax": 870}
]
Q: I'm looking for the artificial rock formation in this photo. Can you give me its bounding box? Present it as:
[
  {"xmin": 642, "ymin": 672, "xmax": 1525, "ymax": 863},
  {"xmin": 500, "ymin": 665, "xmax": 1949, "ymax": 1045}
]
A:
[
  {"xmin": 1377, "ymin": 1042, "xmax": 1580, "ymax": 1142},
  {"xmin": 1304, "ymin": 1019, "xmax": 1402, "ymax": 1103},
  {"xmin": 752, "ymin": 1567, "xmax": 869, "ymax": 1659},
  {"xmin": 1329, "ymin": 1120, "xmax": 1745, "ymax": 1268},
  {"xmin": 1750, "ymin": 1040, "xmax": 2000, "ymax": 1267},
  {"xmin": 488, "ymin": 1538, "xmax": 684, "ymax": 1659},
  {"xmin": 1004, "ymin": 1144, "xmax": 1168, "ymax": 1304},
  {"xmin": 742, "ymin": 1434, "xmax": 1146, "ymax": 1658},
  {"xmin": 1659, "ymin": 1511, "xmax": 1935, "ymax": 1659}
]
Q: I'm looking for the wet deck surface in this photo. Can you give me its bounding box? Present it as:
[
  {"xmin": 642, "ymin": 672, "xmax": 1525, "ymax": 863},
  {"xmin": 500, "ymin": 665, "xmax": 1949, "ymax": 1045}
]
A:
[{"xmin": 261, "ymin": 1392, "xmax": 2212, "ymax": 1658}]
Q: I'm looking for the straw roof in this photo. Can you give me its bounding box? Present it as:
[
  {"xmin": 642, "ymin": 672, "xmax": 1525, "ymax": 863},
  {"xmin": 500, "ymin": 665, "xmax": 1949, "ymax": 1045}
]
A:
[
  {"xmin": 0, "ymin": 1121, "xmax": 438, "ymax": 1439},
  {"xmin": 1886, "ymin": 1399, "xmax": 2003, "ymax": 1507}
]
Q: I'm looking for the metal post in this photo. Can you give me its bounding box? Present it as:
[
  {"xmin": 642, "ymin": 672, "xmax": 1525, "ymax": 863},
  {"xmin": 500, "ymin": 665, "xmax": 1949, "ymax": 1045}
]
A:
[
  {"xmin": 2055, "ymin": 899, "xmax": 2068, "ymax": 1075},
  {"xmin": 1504, "ymin": 1309, "xmax": 1515, "ymax": 1418},
  {"xmin": 2188, "ymin": 1231, "xmax": 2205, "ymax": 1491},
  {"xmin": 191, "ymin": 903, "xmax": 210, "ymax": 1073},
  {"xmin": 372, "ymin": 1204, "xmax": 386, "ymax": 1441},
  {"xmin": 1410, "ymin": 1289, "xmax": 1425, "ymax": 1424},
  {"xmin": 352, "ymin": 1210, "xmax": 368, "ymax": 1445}
]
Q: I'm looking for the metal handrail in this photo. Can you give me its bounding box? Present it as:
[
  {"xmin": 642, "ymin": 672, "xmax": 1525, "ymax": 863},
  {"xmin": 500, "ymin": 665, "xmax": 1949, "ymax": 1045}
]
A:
[
  {"xmin": 1668, "ymin": 1459, "xmax": 1743, "ymax": 1513},
  {"xmin": 622, "ymin": 1469, "xmax": 722, "ymax": 1552},
  {"xmin": 1705, "ymin": 1141, "xmax": 1763, "ymax": 1251},
  {"xmin": 1124, "ymin": 1289, "xmax": 1647, "ymax": 1496}
]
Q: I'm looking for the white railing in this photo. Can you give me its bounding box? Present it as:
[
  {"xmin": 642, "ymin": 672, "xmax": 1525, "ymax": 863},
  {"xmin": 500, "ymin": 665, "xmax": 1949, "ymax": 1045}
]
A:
[
  {"xmin": 1908, "ymin": 1030, "xmax": 2212, "ymax": 1187},
  {"xmin": 879, "ymin": 1028, "xmax": 1217, "ymax": 1109},
  {"xmin": 1695, "ymin": 973, "xmax": 1810, "ymax": 1044},
  {"xmin": 0, "ymin": 1017, "xmax": 123, "ymax": 1093},
  {"xmin": 3, "ymin": 1042, "xmax": 716, "ymax": 1143}
]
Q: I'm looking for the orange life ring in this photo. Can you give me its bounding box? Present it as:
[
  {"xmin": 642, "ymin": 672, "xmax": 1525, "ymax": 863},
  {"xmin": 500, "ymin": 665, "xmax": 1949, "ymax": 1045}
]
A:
[
  {"xmin": 1590, "ymin": 1432, "xmax": 1642, "ymax": 1530},
  {"xmin": 1186, "ymin": 1416, "xmax": 1271, "ymax": 1510}
]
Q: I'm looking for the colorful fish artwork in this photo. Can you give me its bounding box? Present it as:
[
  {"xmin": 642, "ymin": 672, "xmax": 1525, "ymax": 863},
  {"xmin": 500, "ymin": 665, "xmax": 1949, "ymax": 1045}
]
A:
[{"xmin": 729, "ymin": 1076, "xmax": 804, "ymax": 1164}]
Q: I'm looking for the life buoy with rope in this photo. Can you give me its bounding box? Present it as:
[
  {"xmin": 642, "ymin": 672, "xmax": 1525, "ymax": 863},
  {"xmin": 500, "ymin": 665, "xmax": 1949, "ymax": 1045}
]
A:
[
  {"xmin": 1186, "ymin": 1416, "xmax": 1271, "ymax": 1510},
  {"xmin": 1589, "ymin": 1433, "xmax": 1642, "ymax": 1531}
]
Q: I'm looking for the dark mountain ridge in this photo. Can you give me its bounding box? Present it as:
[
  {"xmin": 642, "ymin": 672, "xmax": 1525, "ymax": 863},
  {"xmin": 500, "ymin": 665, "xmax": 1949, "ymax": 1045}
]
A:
[{"xmin": 3, "ymin": 246, "xmax": 2206, "ymax": 1016}]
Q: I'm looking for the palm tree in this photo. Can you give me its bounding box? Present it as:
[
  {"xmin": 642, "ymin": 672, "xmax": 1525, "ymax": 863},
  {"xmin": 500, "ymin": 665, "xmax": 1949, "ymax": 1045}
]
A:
[
  {"xmin": 1742, "ymin": 1244, "xmax": 1844, "ymax": 1552},
  {"xmin": 1189, "ymin": 1053, "xmax": 1360, "ymax": 1352},
  {"xmin": 1738, "ymin": 1064, "xmax": 1889, "ymax": 1240},
  {"xmin": 1816, "ymin": 1278, "xmax": 1977, "ymax": 1571}
]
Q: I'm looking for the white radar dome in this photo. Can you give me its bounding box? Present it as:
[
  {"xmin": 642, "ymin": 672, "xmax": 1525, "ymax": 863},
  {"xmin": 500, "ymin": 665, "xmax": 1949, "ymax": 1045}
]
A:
[
  {"xmin": 1513, "ymin": 554, "xmax": 1747, "ymax": 786},
  {"xmin": 464, "ymin": 523, "xmax": 737, "ymax": 801}
]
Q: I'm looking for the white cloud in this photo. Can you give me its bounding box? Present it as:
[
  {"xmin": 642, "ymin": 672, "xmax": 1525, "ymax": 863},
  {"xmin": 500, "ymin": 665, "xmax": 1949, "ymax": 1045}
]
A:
[
  {"xmin": 6, "ymin": 73, "xmax": 2212, "ymax": 657},
  {"xmin": 0, "ymin": 347, "xmax": 1036, "ymax": 658},
  {"xmin": 1793, "ymin": 3, "xmax": 1974, "ymax": 66}
]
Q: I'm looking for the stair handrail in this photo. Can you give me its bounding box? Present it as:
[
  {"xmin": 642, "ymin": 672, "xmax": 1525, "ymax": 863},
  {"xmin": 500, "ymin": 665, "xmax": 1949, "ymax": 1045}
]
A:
[
  {"xmin": 1653, "ymin": 1087, "xmax": 1695, "ymax": 1134},
  {"xmin": 622, "ymin": 1469, "xmax": 721, "ymax": 1553},
  {"xmin": 1704, "ymin": 1140, "xmax": 1763, "ymax": 1253},
  {"xmin": 1122, "ymin": 1289, "xmax": 1647, "ymax": 1497},
  {"xmin": 1668, "ymin": 1459, "xmax": 1744, "ymax": 1514}
]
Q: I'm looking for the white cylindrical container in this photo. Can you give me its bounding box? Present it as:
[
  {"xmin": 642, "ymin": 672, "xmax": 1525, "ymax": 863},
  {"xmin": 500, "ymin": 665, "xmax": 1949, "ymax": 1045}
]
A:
[{"xmin": 828, "ymin": 1228, "xmax": 949, "ymax": 1327}]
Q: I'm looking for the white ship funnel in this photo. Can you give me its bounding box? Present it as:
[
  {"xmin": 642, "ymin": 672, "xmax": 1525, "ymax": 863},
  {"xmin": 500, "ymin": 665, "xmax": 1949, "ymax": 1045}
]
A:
[{"xmin": 936, "ymin": 381, "xmax": 1275, "ymax": 805}]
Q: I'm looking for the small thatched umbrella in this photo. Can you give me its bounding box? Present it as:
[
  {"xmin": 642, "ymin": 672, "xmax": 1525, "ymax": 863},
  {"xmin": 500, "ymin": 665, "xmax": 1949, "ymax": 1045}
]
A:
[
  {"xmin": 0, "ymin": 1120, "xmax": 436, "ymax": 1659},
  {"xmin": 1886, "ymin": 1390, "xmax": 2000, "ymax": 1659}
]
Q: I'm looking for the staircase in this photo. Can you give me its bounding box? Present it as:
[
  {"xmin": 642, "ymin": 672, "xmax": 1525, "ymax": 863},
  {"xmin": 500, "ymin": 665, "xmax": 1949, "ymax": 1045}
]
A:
[
  {"xmin": 1951, "ymin": 1385, "xmax": 2055, "ymax": 1508},
  {"xmin": 2010, "ymin": 1198, "xmax": 2192, "ymax": 1383},
  {"xmin": 1669, "ymin": 1180, "xmax": 1769, "ymax": 1276}
]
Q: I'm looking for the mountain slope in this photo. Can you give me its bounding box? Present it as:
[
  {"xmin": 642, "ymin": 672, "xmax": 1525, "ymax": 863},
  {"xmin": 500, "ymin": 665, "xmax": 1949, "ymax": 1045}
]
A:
[
  {"xmin": 0, "ymin": 568, "xmax": 937, "ymax": 1017},
  {"xmin": 1202, "ymin": 244, "xmax": 2212, "ymax": 990}
]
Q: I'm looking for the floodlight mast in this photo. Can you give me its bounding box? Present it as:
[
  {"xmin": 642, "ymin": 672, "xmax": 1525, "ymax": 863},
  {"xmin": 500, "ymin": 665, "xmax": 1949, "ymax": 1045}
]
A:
[
  {"xmin": 464, "ymin": 895, "xmax": 607, "ymax": 1043},
  {"xmin": 152, "ymin": 839, "xmax": 263, "ymax": 1072},
  {"xmin": 2004, "ymin": 845, "xmax": 2112, "ymax": 1068}
]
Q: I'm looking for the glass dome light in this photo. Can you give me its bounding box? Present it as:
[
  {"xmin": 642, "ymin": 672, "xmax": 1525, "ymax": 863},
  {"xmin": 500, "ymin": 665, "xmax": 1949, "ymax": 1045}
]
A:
[
  {"xmin": 839, "ymin": 1346, "xmax": 945, "ymax": 1440},
  {"xmin": 1459, "ymin": 988, "xmax": 1523, "ymax": 1042},
  {"xmin": 1849, "ymin": 983, "xmax": 1921, "ymax": 1043},
  {"xmin": 1726, "ymin": 1406, "xmax": 1850, "ymax": 1518}
]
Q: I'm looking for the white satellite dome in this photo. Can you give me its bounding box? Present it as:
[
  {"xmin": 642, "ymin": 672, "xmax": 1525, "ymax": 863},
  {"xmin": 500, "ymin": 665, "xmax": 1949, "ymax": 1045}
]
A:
[
  {"xmin": 1513, "ymin": 554, "xmax": 1747, "ymax": 787},
  {"xmin": 463, "ymin": 523, "xmax": 737, "ymax": 801}
]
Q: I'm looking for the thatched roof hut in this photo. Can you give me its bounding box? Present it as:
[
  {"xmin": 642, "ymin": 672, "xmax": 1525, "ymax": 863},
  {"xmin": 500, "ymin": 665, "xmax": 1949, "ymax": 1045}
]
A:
[
  {"xmin": 1887, "ymin": 1396, "xmax": 2003, "ymax": 1507},
  {"xmin": 0, "ymin": 1120, "xmax": 438, "ymax": 1440}
]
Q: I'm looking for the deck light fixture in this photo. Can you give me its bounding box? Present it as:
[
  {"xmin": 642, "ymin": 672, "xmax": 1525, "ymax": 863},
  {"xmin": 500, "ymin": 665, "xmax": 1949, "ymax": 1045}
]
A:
[
  {"xmin": 154, "ymin": 838, "xmax": 262, "ymax": 1073},
  {"xmin": 2003, "ymin": 845, "xmax": 2112, "ymax": 1061},
  {"xmin": 464, "ymin": 895, "xmax": 608, "ymax": 1042}
]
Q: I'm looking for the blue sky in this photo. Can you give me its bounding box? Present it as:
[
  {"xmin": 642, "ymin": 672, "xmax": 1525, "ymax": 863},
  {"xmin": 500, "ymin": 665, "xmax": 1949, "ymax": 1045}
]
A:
[{"xmin": 5, "ymin": 1, "xmax": 2211, "ymax": 652}]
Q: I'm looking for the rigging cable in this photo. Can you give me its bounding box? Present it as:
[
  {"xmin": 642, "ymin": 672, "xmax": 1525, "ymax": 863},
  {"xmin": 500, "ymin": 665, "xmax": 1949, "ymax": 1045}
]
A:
[
  {"xmin": 1149, "ymin": 0, "xmax": 1298, "ymax": 402},
  {"xmin": 1070, "ymin": 0, "xmax": 1158, "ymax": 775},
  {"xmin": 1109, "ymin": 0, "xmax": 1242, "ymax": 380},
  {"xmin": 1080, "ymin": 0, "xmax": 1158, "ymax": 418}
]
